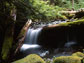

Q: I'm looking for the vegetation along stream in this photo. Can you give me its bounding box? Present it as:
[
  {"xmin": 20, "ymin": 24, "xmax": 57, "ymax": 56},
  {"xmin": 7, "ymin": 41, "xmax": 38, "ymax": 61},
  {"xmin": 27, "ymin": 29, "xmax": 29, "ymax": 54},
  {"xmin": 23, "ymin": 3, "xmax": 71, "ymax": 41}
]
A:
[{"xmin": 0, "ymin": 0, "xmax": 84, "ymax": 63}]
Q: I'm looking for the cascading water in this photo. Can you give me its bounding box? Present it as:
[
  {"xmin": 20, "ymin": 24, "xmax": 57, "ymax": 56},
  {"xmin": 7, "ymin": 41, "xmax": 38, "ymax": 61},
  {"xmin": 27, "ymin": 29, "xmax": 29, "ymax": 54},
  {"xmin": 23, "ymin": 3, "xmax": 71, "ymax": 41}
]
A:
[
  {"xmin": 21, "ymin": 28, "xmax": 42, "ymax": 51},
  {"xmin": 24, "ymin": 28, "xmax": 42, "ymax": 44},
  {"xmin": 63, "ymin": 32, "xmax": 77, "ymax": 54},
  {"xmin": 64, "ymin": 32, "xmax": 77, "ymax": 48},
  {"xmin": 20, "ymin": 27, "xmax": 49, "ymax": 57},
  {"xmin": 19, "ymin": 20, "xmax": 83, "ymax": 59}
]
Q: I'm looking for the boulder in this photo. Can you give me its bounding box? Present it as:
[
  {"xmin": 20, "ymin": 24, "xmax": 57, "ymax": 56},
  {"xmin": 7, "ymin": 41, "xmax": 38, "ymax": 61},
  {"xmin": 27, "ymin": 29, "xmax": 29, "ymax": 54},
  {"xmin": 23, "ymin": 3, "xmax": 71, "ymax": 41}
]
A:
[
  {"xmin": 12, "ymin": 54, "xmax": 45, "ymax": 63},
  {"xmin": 72, "ymin": 52, "xmax": 84, "ymax": 58}
]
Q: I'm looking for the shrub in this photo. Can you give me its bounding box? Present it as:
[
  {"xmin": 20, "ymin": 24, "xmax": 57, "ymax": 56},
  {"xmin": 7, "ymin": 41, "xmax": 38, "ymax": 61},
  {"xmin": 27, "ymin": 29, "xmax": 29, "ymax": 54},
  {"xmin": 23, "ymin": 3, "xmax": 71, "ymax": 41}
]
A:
[{"xmin": 30, "ymin": 0, "xmax": 64, "ymax": 21}]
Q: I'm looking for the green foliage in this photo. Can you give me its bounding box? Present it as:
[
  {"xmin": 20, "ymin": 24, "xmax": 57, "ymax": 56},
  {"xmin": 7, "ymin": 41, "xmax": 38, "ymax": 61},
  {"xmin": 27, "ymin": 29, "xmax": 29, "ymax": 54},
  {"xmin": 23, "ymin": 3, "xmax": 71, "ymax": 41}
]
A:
[
  {"xmin": 6, "ymin": 0, "xmax": 84, "ymax": 21},
  {"xmin": 74, "ymin": 0, "xmax": 84, "ymax": 10},
  {"xmin": 12, "ymin": 54, "xmax": 45, "ymax": 63},
  {"xmin": 14, "ymin": 0, "xmax": 65, "ymax": 21},
  {"xmin": 28, "ymin": 0, "xmax": 64, "ymax": 21},
  {"xmin": 50, "ymin": 0, "xmax": 84, "ymax": 10},
  {"xmin": 54, "ymin": 0, "xmax": 66, "ymax": 7}
]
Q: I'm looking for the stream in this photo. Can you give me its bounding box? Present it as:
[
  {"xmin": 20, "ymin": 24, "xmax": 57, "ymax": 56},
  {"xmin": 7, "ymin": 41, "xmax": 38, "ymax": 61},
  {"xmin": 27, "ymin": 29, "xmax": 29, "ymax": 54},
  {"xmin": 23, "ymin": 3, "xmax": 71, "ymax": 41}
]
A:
[{"xmin": 18, "ymin": 20, "xmax": 83, "ymax": 59}]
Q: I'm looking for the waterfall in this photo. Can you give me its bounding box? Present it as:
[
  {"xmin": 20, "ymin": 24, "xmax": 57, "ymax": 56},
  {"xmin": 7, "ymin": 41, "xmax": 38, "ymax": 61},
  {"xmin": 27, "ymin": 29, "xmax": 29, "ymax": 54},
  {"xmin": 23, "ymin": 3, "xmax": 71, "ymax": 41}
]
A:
[
  {"xmin": 64, "ymin": 31, "xmax": 77, "ymax": 51},
  {"xmin": 21, "ymin": 27, "xmax": 42, "ymax": 51},
  {"xmin": 64, "ymin": 41, "xmax": 77, "ymax": 48},
  {"xmin": 24, "ymin": 28, "xmax": 42, "ymax": 44},
  {"xmin": 19, "ymin": 20, "xmax": 80, "ymax": 58}
]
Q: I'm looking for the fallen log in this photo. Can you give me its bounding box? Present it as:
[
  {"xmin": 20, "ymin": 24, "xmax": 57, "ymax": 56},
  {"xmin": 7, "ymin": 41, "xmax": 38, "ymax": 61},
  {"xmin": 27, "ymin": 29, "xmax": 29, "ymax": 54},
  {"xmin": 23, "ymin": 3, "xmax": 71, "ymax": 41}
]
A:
[
  {"xmin": 60, "ymin": 9, "xmax": 84, "ymax": 18},
  {"xmin": 43, "ymin": 19, "xmax": 84, "ymax": 29},
  {"xmin": 60, "ymin": 11, "xmax": 77, "ymax": 14},
  {"xmin": 60, "ymin": 8, "xmax": 84, "ymax": 14},
  {"xmin": 14, "ymin": 19, "xmax": 32, "ymax": 54}
]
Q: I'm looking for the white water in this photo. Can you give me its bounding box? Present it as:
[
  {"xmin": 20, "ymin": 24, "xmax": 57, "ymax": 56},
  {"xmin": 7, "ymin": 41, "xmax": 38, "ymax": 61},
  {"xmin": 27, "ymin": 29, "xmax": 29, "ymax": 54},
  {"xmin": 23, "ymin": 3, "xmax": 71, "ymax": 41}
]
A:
[
  {"xmin": 21, "ymin": 44, "xmax": 40, "ymax": 51},
  {"xmin": 64, "ymin": 41, "xmax": 77, "ymax": 48},
  {"xmin": 24, "ymin": 28, "xmax": 42, "ymax": 44},
  {"xmin": 20, "ymin": 27, "xmax": 50, "ymax": 57},
  {"xmin": 21, "ymin": 28, "xmax": 42, "ymax": 51},
  {"xmin": 65, "ymin": 33, "xmax": 77, "ymax": 48}
]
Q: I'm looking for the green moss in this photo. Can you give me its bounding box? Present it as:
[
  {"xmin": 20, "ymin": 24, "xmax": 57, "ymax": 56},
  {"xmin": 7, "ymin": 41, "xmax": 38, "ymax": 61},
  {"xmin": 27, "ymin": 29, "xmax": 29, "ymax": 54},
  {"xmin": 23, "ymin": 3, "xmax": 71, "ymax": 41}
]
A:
[
  {"xmin": 53, "ymin": 56, "xmax": 81, "ymax": 63},
  {"xmin": 72, "ymin": 52, "xmax": 84, "ymax": 58},
  {"xmin": 53, "ymin": 52, "xmax": 84, "ymax": 63},
  {"xmin": 1, "ymin": 23, "xmax": 14, "ymax": 60},
  {"xmin": 1, "ymin": 37, "xmax": 13, "ymax": 60},
  {"xmin": 59, "ymin": 19, "xmax": 84, "ymax": 26},
  {"xmin": 59, "ymin": 15, "xmax": 68, "ymax": 20},
  {"xmin": 12, "ymin": 54, "xmax": 45, "ymax": 63}
]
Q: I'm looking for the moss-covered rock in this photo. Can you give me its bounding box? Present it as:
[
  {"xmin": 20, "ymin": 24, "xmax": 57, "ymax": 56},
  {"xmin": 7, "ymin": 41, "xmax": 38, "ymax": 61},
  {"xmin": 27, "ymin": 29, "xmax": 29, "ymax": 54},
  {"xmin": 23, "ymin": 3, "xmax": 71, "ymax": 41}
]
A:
[
  {"xmin": 12, "ymin": 54, "xmax": 45, "ymax": 63},
  {"xmin": 53, "ymin": 56, "xmax": 81, "ymax": 63},
  {"xmin": 53, "ymin": 52, "xmax": 84, "ymax": 63},
  {"xmin": 72, "ymin": 52, "xmax": 84, "ymax": 58}
]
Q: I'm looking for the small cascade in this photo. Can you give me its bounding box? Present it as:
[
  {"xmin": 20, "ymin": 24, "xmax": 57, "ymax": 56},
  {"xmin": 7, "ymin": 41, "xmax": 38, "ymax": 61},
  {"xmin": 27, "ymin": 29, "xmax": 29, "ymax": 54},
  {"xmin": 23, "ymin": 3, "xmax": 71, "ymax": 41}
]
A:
[
  {"xmin": 64, "ymin": 41, "xmax": 77, "ymax": 48},
  {"xmin": 64, "ymin": 33, "xmax": 77, "ymax": 48},
  {"xmin": 64, "ymin": 33, "xmax": 76, "ymax": 48},
  {"xmin": 21, "ymin": 27, "xmax": 42, "ymax": 51},
  {"xmin": 20, "ymin": 27, "xmax": 50, "ymax": 57},
  {"xmin": 19, "ymin": 20, "xmax": 83, "ymax": 59},
  {"xmin": 24, "ymin": 28, "xmax": 42, "ymax": 44},
  {"xmin": 64, "ymin": 31, "xmax": 77, "ymax": 53}
]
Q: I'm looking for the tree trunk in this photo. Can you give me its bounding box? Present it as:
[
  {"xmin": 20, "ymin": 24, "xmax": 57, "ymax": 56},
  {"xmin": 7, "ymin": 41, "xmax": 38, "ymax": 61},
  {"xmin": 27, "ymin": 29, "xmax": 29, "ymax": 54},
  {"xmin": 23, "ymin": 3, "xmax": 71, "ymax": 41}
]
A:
[
  {"xmin": 50, "ymin": 0, "xmax": 55, "ymax": 5},
  {"xmin": 1, "ymin": 19, "xmax": 14, "ymax": 61},
  {"xmin": 1, "ymin": 8, "xmax": 16, "ymax": 62},
  {"xmin": 72, "ymin": 0, "xmax": 74, "ymax": 9}
]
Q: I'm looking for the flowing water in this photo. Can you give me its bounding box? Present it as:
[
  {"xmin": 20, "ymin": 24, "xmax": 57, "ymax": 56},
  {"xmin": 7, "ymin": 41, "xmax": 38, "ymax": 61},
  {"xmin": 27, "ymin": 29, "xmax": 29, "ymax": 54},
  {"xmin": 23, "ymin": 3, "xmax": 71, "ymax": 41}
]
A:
[
  {"xmin": 21, "ymin": 27, "xmax": 42, "ymax": 50},
  {"xmin": 20, "ymin": 20, "xmax": 83, "ymax": 59},
  {"xmin": 20, "ymin": 27, "xmax": 49, "ymax": 57},
  {"xmin": 24, "ymin": 28, "xmax": 42, "ymax": 44}
]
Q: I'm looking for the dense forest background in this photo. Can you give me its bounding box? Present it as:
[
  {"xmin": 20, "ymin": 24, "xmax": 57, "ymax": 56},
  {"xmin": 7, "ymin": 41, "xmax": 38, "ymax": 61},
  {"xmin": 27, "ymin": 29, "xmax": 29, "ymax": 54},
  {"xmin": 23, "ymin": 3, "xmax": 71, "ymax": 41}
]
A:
[{"xmin": 0, "ymin": 0, "xmax": 84, "ymax": 63}]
